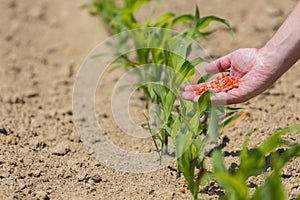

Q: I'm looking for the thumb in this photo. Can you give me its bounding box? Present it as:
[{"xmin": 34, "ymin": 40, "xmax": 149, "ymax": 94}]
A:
[{"xmin": 205, "ymin": 54, "xmax": 232, "ymax": 74}]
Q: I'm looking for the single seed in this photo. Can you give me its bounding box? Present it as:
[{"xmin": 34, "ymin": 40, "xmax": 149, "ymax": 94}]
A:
[
  {"xmin": 180, "ymin": 188, "xmax": 187, "ymax": 193},
  {"xmin": 181, "ymin": 182, "xmax": 188, "ymax": 188}
]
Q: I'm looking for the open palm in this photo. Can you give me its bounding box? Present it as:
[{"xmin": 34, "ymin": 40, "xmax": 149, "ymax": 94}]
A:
[{"xmin": 182, "ymin": 48, "xmax": 278, "ymax": 104}]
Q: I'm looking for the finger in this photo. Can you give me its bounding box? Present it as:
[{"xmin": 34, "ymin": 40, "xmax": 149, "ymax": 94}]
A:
[
  {"xmin": 184, "ymin": 84, "xmax": 204, "ymax": 91},
  {"xmin": 205, "ymin": 54, "xmax": 232, "ymax": 74},
  {"xmin": 193, "ymin": 95, "xmax": 200, "ymax": 103},
  {"xmin": 181, "ymin": 91, "xmax": 196, "ymax": 101}
]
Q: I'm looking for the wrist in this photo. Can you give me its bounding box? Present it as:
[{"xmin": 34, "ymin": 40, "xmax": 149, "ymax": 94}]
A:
[
  {"xmin": 257, "ymin": 44, "xmax": 284, "ymax": 77},
  {"xmin": 259, "ymin": 39, "xmax": 299, "ymax": 79}
]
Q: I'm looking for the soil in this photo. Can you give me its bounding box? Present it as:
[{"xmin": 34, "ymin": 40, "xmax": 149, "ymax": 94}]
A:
[{"xmin": 0, "ymin": 0, "xmax": 299, "ymax": 199}]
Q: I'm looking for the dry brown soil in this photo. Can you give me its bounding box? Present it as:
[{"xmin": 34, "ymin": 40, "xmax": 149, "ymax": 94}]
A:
[{"xmin": 0, "ymin": 0, "xmax": 299, "ymax": 199}]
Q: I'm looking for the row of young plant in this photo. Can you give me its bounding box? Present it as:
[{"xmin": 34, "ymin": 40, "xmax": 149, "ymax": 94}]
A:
[{"xmin": 84, "ymin": 1, "xmax": 300, "ymax": 199}]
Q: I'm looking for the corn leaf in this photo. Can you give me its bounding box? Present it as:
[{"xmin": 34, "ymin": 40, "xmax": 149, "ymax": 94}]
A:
[
  {"xmin": 251, "ymin": 171, "xmax": 286, "ymax": 200},
  {"xmin": 258, "ymin": 125, "xmax": 300, "ymax": 155},
  {"xmin": 196, "ymin": 15, "xmax": 232, "ymax": 32},
  {"xmin": 176, "ymin": 133, "xmax": 194, "ymax": 182},
  {"xmin": 197, "ymin": 90, "xmax": 211, "ymax": 117},
  {"xmin": 272, "ymin": 144, "xmax": 300, "ymax": 172},
  {"xmin": 190, "ymin": 57, "xmax": 210, "ymax": 66},
  {"xmin": 147, "ymin": 12, "xmax": 175, "ymax": 27},
  {"xmin": 207, "ymin": 105, "xmax": 219, "ymax": 143},
  {"xmin": 125, "ymin": 0, "xmax": 151, "ymax": 13},
  {"xmin": 171, "ymin": 14, "xmax": 194, "ymax": 26},
  {"xmin": 191, "ymin": 137, "xmax": 209, "ymax": 160},
  {"xmin": 212, "ymin": 149, "xmax": 248, "ymax": 200},
  {"xmin": 212, "ymin": 149, "xmax": 226, "ymax": 173}
]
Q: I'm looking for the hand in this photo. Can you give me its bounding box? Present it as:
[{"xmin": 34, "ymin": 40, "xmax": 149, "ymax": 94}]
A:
[
  {"xmin": 182, "ymin": 48, "xmax": 278, "ymax": 104},
  {"xmin": 183, "ymin": 1, "xmax": 300, "ymax": 105}
]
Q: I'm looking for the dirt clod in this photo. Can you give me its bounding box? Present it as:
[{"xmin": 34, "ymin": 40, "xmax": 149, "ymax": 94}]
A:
[{"xmin": 51, "ymin": 143, "xmax": 70, "ymax": 156}]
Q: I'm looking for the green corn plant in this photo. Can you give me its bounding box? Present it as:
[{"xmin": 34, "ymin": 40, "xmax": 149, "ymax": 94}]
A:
[
  {"xmin": 212, "ymin": 125, "xmax": 300, "ymax": 200},
  {"xmin": 170, "ymin": 88, "xmax": 247, "ymax": 200},
  {"xmin": 173, "ymin": 91, "xmax": 214, "ymax": 199},
  {"xmin": 84, "ymin": 2, "xmax": 255, "ymax": 199},
  {"xmin": 85, "ymin": 0, "xmax": 235, "ymax": 152},
  {"xmin": 83, "ymin": 0, "xmax": 151, "ymax": 34}
]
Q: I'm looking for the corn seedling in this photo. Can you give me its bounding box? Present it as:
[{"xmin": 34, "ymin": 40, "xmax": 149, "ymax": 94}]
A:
[
  {"xmin": 84, "ymin": 1, "xmax": 255, "ymax": 199},
  {"xmin": 212, "ymin": 125, "xmax": 300, "ymax": 200}
]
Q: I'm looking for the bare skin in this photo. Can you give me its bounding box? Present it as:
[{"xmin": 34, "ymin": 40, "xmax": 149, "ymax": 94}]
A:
[{"xmin": 182, "ymin": 1, "xmax": 300, "ymax": 105}]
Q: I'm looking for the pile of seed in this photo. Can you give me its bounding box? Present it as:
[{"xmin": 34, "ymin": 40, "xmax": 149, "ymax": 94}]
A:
[{"xmin": 194, "ymin": 75, "xmax": 239, "ymax": 95}]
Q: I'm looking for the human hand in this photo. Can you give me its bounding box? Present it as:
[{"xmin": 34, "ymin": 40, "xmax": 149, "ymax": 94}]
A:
[{"xmin": 182, "ymin": 48, "xmax": 278, "ymax": 104}]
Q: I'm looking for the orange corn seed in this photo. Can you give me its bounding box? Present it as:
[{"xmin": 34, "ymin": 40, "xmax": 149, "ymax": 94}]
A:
[
  {"xmin": 180, "ymin": 188, "xmax": 187, "ymax": 193},
  {"xmin": 181, "ymin": 182, "xmax": 188, "ymax": 188}
]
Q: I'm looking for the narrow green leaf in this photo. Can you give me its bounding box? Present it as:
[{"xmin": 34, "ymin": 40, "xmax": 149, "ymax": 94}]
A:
[
  {"xmin": 239, "ymin": 148, "xmax": 266, "ymax": 178},
  {"xmin": 176, "ymin": 133, "xmax": 194, "ymax": 184},
  {"xmin": 197, "ymin": 91, "xmax": 211, "ymax": 117},
  {"xmin": 223, "ymin": 106, "xmax": 245, "ymax": 113},
  {"xmin": 195, "ymin": 5, "xmax": 200, "ymax": 19},
  {"xmin": 251, "ymin": 171, "xmax": 286, "ymax": 200},
  {"xmin": 189, "ymin": 113, "xmax": 200, "ymax": 134},
  {"xmin": 190, "ymin": 57, "xmax": 210, "ymax": 66},
  {"xmin": 259, "ymin": 125, "xmax": 300, "ymax": 154},
  {"xmin": 207, "ymin": 105, "xmax": 219, "ymax": 143},
  {"xmin": 171, "ymin": 14, "xmax": 194, "ymax": 26},
  {"xmin": 198, "ymin": 29, "xmax": 216, "ymax": 37},
  {"xmin": 147, "ymin": 12, "xmax": 175, "ymax": 26},
  {"xmin": 125, "ymin": 0, "xmax": 151, "ymax": 12},
  {"xmin": 176, "ymin": 133, "xmax": 192, "ymax": 159},
  {"xmin": 170, "ymin": 116, "xmax": 180, "ymax": 141},
  {"xmin": 164, "ymin": 91, "xmax": 176, "ymax": 119},
  {"xmin": 179, "ymin": 60, "xmax": 195, "ymax": 77},
  {"xmin": 191, "ymin": 137, "xmax": 209, "ymax": 160},
  {"xmin": 215, "ymin": 173, "xmax": 248, "ymax": 200},
  {"xmin": 197, "ymin": 15, "xmax": 232, "ymax": 31},
  {"xmin": 272, "ymin": 144, "xmax": 300, "ymax": 172},
  {"xmin": 212, "ymin": 149, "xmax": 227, "ymax": 173}
]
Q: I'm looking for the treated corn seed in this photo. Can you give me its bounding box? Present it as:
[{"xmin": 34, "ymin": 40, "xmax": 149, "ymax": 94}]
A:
[
  {"xmin": 194, "ymin": 75, "xmax": 239, "ymax": 96},
  {"xmin": 181, "ymin": 182, "xmax": 188, "ymax": 188},
  {"xmin": 180, "ymin": 188, "xmax": 187, "ymax": 193}
]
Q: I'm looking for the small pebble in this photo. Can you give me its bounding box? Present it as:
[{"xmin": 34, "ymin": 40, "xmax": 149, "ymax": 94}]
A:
[{"xmin": 51, "ymin": 143, "xmax": 70, "ymax": 156}]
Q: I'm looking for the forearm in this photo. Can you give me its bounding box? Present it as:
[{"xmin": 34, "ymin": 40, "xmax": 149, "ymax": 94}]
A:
[{"xmin": 259, "ymin": 1, "xmax": 300, "ymax": 78}]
